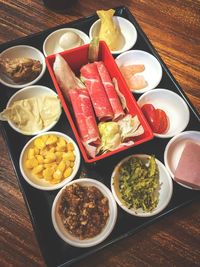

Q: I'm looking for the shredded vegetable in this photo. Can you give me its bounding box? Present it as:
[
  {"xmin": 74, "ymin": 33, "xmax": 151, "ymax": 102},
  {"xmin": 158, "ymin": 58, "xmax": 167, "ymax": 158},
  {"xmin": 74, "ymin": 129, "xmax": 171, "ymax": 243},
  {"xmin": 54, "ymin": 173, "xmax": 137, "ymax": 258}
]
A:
[{"xmin": 119, "ymin": 156, "xmax": 160, "ymax": 212}]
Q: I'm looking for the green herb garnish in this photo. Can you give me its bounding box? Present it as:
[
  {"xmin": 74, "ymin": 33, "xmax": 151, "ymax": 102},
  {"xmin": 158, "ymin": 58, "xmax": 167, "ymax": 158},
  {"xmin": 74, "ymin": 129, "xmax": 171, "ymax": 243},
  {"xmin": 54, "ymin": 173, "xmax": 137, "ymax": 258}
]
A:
[{"xmin": 119, "ymin": 155, "xmax": 160, "ymax": 212}]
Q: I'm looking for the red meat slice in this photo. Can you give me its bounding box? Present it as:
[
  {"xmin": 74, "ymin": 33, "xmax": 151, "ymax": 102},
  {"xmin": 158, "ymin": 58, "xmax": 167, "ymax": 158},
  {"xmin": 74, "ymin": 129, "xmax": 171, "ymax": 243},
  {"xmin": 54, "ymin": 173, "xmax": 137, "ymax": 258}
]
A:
[
  {"xmin": 69, "ymin": 88, "xmax": 100, "ymax": 158},
  {"xmin": 174, "ymin": 141, "xmax": 200, "ymax": 189},
  {"xmin": 95, "ymin": 61, "xmax": 125, "ymax": 121},
  {"xmin": 80, "ymin": 63, "xmax": 114, "ymax": 121}
]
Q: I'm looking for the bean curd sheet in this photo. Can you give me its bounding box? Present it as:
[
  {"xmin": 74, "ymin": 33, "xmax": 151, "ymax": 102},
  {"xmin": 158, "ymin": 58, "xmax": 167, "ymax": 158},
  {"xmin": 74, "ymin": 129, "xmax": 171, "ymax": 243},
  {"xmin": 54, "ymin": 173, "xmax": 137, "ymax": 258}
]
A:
[{"xmin": 0, "ymin": 6, "xmax": 200, "ymax": 267}]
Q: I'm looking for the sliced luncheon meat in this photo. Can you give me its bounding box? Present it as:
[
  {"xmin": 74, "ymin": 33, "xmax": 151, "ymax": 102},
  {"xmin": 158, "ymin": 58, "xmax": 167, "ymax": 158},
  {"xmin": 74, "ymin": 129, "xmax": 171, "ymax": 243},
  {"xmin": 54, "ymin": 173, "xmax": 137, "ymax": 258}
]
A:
[
  {"xmin": 95, "ymin": 61, "xmax": 125, "ymax": 121},
  {"xmin": 80, "ymin": 63, "xmax": 114, "ymax": 121}
]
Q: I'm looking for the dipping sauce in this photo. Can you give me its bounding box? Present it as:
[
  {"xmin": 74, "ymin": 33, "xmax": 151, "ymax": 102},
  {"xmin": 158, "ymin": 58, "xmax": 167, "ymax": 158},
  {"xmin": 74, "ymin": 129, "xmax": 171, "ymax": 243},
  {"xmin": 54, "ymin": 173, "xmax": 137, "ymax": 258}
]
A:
[{"xmin": 58, "ymin": 183, "xmax": 109, "ymax": 239}]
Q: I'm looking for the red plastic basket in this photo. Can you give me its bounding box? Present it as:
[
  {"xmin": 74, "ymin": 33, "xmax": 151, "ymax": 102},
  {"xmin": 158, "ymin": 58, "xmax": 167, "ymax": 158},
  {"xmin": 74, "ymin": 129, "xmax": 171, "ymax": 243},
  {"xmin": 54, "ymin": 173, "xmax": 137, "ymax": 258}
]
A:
[{"xmin": 46, "ymin": 41, "xmax": 153, "ymax": 163}]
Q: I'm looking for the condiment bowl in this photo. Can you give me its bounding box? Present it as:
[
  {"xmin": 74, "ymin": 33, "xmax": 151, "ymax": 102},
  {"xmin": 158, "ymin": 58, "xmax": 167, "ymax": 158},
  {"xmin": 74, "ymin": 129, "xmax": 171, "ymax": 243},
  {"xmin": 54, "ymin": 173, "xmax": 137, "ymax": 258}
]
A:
[
  {"xmin": 19, "ymin": 131, "xmax": 81, "ymax": 191},
  {"xmin": 43, "ymin": 28, "xmax": 90, "ymax": 57},
  {"xmin": 111, "ymin": 154, "xmax": 173, "ymax": 217},
  {"xmin": 137, "ymin": 89, "xmax": 190, "ymax": 138},
  {"xmin": 115, "ymin": 50, "xmax": 162, "ymax": 93},
  {"xmin": 3, "ymin": 85, "xmax": 62, "ymax": 135},
  {"xmin": 164, "ymin": 131, "xmax": 200, "ymax": 190},
  {"xmin": 52, "ymin": 178, "xmax": 117, "ymax": 247},
  {"xmin": 89, "ymin": 16, "xmax": 137, "ymax": 55},
  {"xmin": 0, "ymin": 45, "xmax": 46, "ymax": 88}
]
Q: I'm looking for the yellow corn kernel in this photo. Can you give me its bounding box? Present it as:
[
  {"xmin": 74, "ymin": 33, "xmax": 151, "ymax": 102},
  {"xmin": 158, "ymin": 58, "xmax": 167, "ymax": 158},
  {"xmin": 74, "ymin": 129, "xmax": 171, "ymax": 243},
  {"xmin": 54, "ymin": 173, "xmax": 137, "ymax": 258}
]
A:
[
  {"xmin": 70, "ymin": 161, "xmax": 74, "ymax": 168},
  {"xmin": 46, "ymin": 135, "xmax": 58, "ymax": 145},
  {"xmin": 67, "ymin": 142, "xmax": 74, "ymax": 151},
  {"xmin": 49, "ymin": 147, "xmax": 56, "ymax": 153},
  {"xmin": 34, "ymin": 138, "xmax": 46, "ymax": 150},
  {"xmin": 64, "ymin": 160, "xmax": 71, "ymax": 168},
  {"xmin": 34, "ymin": 147, "xmax": 39, "ymax": 155},
  {"xmin": 35, "ymin": 172, "xmax": 43, "ymax": 179},
  {"xmin": 64, "ymin": 167, "xmax": 72, "ymax": 178},
  {"xmin": 43, "ymin": 168, "xmax": 54, "ymax": 180},
  {"xmin": 58, "ymin": 137, "xmax": 66, "ymax": 147},
  {"xmin": 32, "ymin": 165, "xmax": 44, "ymax": 175},
  {"xmin": 36, "ymin": 155, "xmax": 44, "ymax": 164},
  {"xmin": 27, "ymin": 148, "xmax": 35, "ymax": 160},
  {"xmin": 44, "ymin": 152, "xmax": 56, "ymax": 163},
  {"xmin": 53, "ymin": 169, "xmax": 62, "ymax": 181},
  {"xmin": 56, "ymin": 144, "xmax": 66, "ymax": 152},
  {"xmin": 55, "ymin": 151, "xmax": 63, "ymax": 162},
  {"xmin": 25, "ymin": 157, "xmax": 38, "ymax": 169},
  {"xmin": 62, "ymin": 151, "xmax": 75, "ymax": 161},
  {"xmin": 41, "ymin": 135, "xmax": 48, "ymax": 143},
  {"xmin": 57, "ymin": 161, "xmax": 65, "ymax": 173},
  {"xmin": 44, "ymin": 162, "xmax": 57, "ymax": 169}
]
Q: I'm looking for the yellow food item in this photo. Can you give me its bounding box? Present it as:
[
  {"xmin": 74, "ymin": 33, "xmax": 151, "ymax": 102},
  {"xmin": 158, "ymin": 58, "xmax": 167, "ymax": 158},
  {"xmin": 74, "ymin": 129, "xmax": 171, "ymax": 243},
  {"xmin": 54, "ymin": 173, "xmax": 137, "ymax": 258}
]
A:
[
  {"xmin": 0, "ymin": 95, "xmax": 61, "ymax": 134},
  {"xmin": 24, "ymin": 134, "xmax": 76, "ymax": 184},
  {"xmin": 97, "ymin": 9, "xmax": 125, "ymax": 51}
]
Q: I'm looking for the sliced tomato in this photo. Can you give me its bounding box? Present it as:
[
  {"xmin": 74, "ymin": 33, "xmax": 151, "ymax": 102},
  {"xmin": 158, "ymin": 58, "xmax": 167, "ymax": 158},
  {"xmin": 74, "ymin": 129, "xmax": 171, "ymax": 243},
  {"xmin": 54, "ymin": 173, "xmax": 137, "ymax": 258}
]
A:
[
  {"xmin": 155, "ymin": 109, "xmax": 168, "ymax": 134},
  {"xmin": 141, "ymin": 104, "xmax": 159, "ymax": 132}
]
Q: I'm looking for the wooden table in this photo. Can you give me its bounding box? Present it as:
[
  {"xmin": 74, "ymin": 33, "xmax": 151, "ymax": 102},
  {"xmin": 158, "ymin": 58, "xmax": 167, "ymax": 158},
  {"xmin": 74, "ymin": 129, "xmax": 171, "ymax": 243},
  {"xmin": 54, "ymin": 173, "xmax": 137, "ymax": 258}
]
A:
[{"xmin": 0, "ymin": 1, "xmax": 200, "ymax": 266}]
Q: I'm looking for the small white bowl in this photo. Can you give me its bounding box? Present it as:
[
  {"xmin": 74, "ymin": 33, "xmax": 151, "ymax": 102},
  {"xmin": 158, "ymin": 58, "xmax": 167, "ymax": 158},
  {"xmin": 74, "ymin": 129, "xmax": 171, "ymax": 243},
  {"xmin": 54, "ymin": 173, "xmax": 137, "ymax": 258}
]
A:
[
  {"xmin": 43, "ymin": 28, "xmax": 90, "ymax": 57},
  {"xmin": 115, "ymin": 50, "xmax": 162, "ymax": 93},
  {"xmin": 164, "ymin": 131, "xmax": 200, "ymax": 190},
  {"xmin": 0, "ymin": 45, "xmax": 46, "ymax": 88},
  {"xmin": 137, "ymin": 89, "xmax": 190, "ymax": 138},
  {"xmin": 19, "ymin": 131, "xmax": 81, "ymax": 191},
  {"xmin": 52, "ymin": 178, "xmax": 117, "ymax": 247},
  {"xmin": 5, "ymin": 85, "xmax": 62, "ymax": 135},
  {"xmin": 111, "ymin": 154, "xmax": 173, "ymax": 217},
  {"xmin": 89, "ymin": 16, "xmax": 137, "ymax": 55}
]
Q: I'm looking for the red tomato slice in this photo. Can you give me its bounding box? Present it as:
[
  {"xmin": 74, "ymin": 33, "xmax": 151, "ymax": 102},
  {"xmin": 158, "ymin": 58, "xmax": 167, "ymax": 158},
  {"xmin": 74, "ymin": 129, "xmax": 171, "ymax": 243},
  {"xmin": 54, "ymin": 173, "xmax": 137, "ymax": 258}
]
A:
[
  {"xmin": 155, "ymin": 109, "xmax": 168, "ymax": 134},
  {"xmin": 141, "ymin": 104, "xmax": 159, "ymax": 132}
]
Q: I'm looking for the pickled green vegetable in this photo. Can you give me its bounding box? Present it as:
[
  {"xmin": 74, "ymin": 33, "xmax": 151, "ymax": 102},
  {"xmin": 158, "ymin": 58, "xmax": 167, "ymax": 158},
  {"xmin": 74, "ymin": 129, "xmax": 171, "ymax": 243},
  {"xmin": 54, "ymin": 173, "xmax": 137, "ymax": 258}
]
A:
[
  {"xmin": 88, "ymin": 37, "xmax": 99, "ymax": 63},
  {"xmin": 119, "ymin": 156, "xmax": 160, "ymax": 212}
]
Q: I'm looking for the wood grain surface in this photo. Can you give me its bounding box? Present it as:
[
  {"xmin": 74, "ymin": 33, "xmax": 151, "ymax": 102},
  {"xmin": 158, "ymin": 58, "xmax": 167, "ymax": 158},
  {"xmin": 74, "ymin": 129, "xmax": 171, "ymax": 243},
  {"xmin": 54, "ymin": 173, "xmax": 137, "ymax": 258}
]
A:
[{"xmin": 0, "ymin": 1, "xmax": 200, "ymax": 267}]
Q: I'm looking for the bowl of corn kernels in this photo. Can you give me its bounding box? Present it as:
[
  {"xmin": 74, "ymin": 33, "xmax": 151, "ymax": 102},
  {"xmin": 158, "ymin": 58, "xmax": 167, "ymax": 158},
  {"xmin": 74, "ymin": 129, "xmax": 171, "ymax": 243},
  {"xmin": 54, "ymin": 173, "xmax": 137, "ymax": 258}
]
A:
[{"xmin": 19, "ymin": 131, "xmax": 81, "ymax": 190}]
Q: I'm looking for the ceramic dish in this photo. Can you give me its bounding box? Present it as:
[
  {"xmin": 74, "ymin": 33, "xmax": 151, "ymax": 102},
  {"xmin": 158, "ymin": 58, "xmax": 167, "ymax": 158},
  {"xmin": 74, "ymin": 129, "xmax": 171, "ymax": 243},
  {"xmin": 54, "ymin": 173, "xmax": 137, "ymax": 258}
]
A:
[
  {"xmin": 137, "ymin": 89, "xmax": 190, "ymax": 138},
  {"xmin": 111, "ymin": 154, "xmax": 173, "ymax": 217},
  {"xmin": 19, "ymin": 131, "xmax": 81, "ymax": 191},
  {"xmin": 0, "ymin": 45, "xmax": 46, "ymax": 88},
  {"xmin": 89, "ymin": 16, "xmax": 137, "ymax": 54},
  {"xmin": 3, "ymin": 85, "xmax": 62, "ymax": 135},
  {"xmin": 164, "ymin": 131, "xmax": 200, "ymax": 190},
  {"xmin": 115, "ymin": 50, "xmax": 162, "ymax": 93},
  {"xmin": 52, "ymin": 178, "xmax": 117, "ymax": 247},
  {"xmin": 43, "ymin": 28, "xmax": 90, "ymax": 56}
]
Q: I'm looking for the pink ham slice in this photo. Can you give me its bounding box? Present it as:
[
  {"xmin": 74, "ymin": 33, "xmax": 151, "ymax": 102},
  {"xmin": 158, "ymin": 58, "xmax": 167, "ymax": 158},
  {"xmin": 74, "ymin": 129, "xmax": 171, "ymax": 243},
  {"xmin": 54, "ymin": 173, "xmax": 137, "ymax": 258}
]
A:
[
  {"xmin": 174, "ymin": 141, "xmax": 200, "ymax": 189},
  {"xmin": 69, "ymin": 88, "xmax": 100, "ymax": 158},
  {"xmin": 80, "ymin": 63, "xmax": 114, "ymax": 121},
  {"xmin": 95, "ymin": 61, "xmax": 125, "ymax": 121}
]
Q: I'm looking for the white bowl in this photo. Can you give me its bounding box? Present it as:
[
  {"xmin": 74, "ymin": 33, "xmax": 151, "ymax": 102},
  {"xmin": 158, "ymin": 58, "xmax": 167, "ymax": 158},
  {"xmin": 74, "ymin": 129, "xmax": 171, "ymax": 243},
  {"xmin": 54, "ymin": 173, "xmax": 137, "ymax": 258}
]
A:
[
  {"xmin": 52, "ymin": 178, "xmax": 117, "ymax": 247},
  {"xmin": 137, "ymin": 89, "xmax": 190, "ymax": 138},
  {"xmin": 19, "ymin": 131, "xmax": 81, "ymax": 191},
  {"xmin": 43, "ymin": 28, "xmax": 90, "ymax": 56},
  {"xmin": 111, "ymin": 154, "xmax": 173, "ymax": 217},
  {"xmin": 5, "ymin": 85, "xmax": 62, "ymax": 135},
  {"xmin": 89, "ymin": 16, "xmax": 137, "ymax": 55},
  {"xmin": 0, "ymin": 45, "xmax": 46, "ymax": 88},
  {"xmin": 115, "ymin": 50, "xmax": 162, "ymax": 93},
  {"xmin": 164, "ymin": 131, "xmax": 200, "ymax": 190}
]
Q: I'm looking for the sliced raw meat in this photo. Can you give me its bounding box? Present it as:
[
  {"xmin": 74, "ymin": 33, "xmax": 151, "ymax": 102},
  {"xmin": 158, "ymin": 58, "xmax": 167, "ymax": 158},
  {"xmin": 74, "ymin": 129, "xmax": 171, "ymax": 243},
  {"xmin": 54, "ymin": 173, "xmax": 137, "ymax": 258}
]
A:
[
  {"xmin": 53, "ymin": 54, "xmax": 85, "ymax": 99},
  {"xmin": 174, "ymin": 141, "xmax": 200, "ymax": 189},
  {"xmin": 80, "ymin": 63, "xmax": 114, "ymax": 121},
  {"xmin": 69, "ymin": 88, "xmax": 100, "ymax": 158},
  {"xmin": 95, "ymin": 61, "xmax": 125, "ymax": 121}
]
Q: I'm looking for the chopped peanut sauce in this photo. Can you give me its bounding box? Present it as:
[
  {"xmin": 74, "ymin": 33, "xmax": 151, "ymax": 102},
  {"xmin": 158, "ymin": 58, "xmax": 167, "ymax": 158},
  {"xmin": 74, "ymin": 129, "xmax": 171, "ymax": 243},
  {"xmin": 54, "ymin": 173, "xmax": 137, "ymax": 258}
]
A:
[{"xmin": 58, "ymin": 183, "xmax": 109, "ymax": 239}]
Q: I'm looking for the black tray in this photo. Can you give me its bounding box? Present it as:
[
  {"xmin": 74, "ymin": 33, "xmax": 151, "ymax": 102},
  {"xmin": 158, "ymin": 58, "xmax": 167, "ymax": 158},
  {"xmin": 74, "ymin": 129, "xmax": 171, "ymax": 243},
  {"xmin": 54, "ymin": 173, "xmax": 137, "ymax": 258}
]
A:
[{"xmin": 0, "ymin": 6, "xmax": 200, "ymax": 267}]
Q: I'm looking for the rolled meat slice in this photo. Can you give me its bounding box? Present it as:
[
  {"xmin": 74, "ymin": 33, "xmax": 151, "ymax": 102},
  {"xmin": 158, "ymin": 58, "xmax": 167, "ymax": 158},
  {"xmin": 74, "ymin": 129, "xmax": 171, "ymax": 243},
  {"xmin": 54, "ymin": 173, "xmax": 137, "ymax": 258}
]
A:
[
  {"xmin": 80, "ymin": 63, "xmax": 114, "ymax": 121},
  {"xmin": 69, "ymin": 88, "xmax": 100, "ymax": 158},
  {"xmin": 95, "ymin": 61, "xmax": 125, "ymax": 120}
]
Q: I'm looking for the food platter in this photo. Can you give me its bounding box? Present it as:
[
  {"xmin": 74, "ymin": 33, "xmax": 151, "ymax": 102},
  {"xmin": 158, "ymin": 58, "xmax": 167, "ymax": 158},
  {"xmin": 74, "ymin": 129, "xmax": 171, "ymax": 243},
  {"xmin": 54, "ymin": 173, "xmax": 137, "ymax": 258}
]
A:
[{"xmin": 0, "ymin": 6, "xmax": 199, "ymax": 267}]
